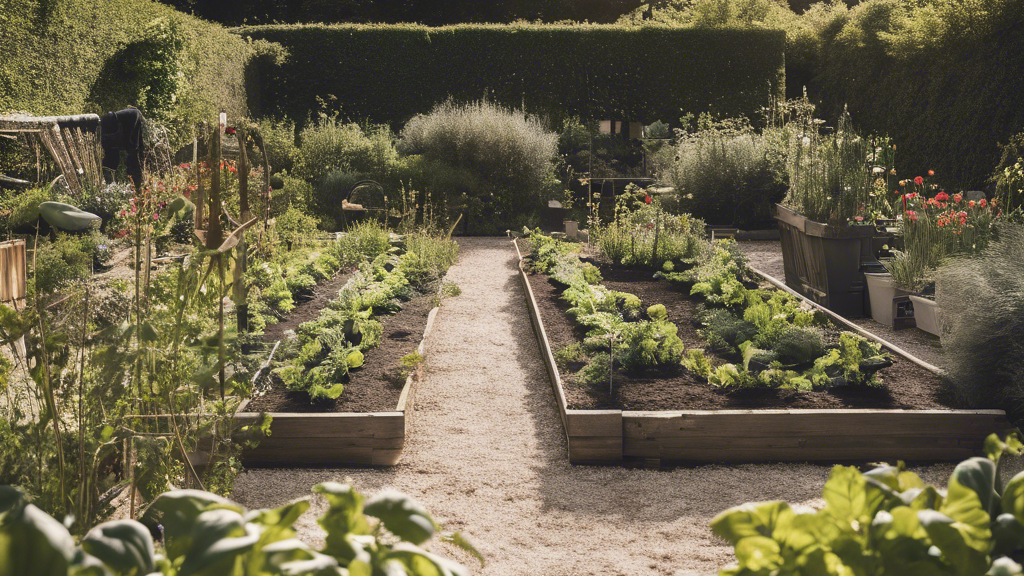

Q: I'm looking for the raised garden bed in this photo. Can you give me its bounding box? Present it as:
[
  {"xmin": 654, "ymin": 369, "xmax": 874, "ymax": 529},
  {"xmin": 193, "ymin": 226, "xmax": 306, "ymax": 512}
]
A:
[
  {"xmin": 513, "ymin": 239, "xmax": 1009, "ymax": 465},
  {"xmin": 235, "ymin": 273, "xmax": 440, "ymax": 467}
]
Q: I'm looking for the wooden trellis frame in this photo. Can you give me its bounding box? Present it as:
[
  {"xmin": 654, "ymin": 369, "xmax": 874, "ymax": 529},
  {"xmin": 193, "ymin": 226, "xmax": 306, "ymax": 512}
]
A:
[{"xmin": 0, "ymin": 113, "xmax": 105, "ymax": 195}]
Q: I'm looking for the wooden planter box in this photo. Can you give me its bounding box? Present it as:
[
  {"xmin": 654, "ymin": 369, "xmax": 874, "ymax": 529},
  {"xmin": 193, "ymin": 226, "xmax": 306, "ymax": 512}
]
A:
[
  {"xmin": 514, "ymin": 238, "xmax": 1009, "ymax": 465},
  {"xmin": 234, "ymin": 306, "xmax": 440, "ymax": 467},
  {"xmin": 774, "ymin": 204, "xmax": 882, "ymax": 318}
]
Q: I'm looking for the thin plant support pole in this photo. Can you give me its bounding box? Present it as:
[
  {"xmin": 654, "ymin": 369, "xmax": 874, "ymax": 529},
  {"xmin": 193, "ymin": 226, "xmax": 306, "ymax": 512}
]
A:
[
  {"xmin": 208, "ymin": 123, "xmax": 224, "ymax": 250},
  {"xmin": 608, "ymin": 334, "xmax": 614, "ymax": 396},
  {"xmin": 133, "ymin": 186, "xmax": 143, "ymax": 403},
  {"xmin": 250, "ymin": 128, "xmax": 272, "ymax": 253},
  {"xmin": 195, "ymin": 128, "xmax": 206, "ymax": 232},
  {"xmin": 32, "ymin": 219, "xmax": 66, "ymax": 512},
  {"xmin": 653, "ymin": 210, "xmax": 660, "ymax": 265},
  {"xmin": 218, "ymin": 256, "xmax": 226, "ymax": 401},
  {"xmin": 235, "ymin": 126, "xmax": 250, "ymax": 333},
  {"xmin": 77, "ymin": 273, "xmax": 90, "ymax": 524}
]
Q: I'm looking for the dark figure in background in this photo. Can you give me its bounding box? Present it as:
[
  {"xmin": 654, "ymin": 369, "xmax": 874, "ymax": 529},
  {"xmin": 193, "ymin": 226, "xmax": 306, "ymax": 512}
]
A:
[{"xmin": 100, "ymin": 108, "xmax": 145, "ymax": 189}]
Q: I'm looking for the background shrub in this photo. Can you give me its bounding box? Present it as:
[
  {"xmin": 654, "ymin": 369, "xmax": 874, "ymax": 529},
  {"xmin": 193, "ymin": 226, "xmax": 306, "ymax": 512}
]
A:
[
  {"xmin": 258, "ymin": 117, "xmax": 300, "ymax": 174},
  {"xmin": 295, "ymin": 118, "xmax": 380, "ymax": 183},
  {"xmin": 397, "ymin": 99, "xmax": 559, "ymax": 233},
  {"xmin": 0, "ymin": 187, "xmax": 53, "ymax": 231},
  {"xmin": 662, "ymin": 116, "xmax": 787, "ymax": 228},
  {"xmin": 936, "ymin": 224, "xmax": 1024, "ymax": 416},
  {"xmin": 32, "ymin": 233, "xmax": 96, "ymax": 294}
]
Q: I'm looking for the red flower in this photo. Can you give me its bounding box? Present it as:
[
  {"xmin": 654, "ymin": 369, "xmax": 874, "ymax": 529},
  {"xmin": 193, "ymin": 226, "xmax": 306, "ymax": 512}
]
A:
[
  {"xmin": 980, "ymin": 198, "xmax": 988, "ymax": 208},
  {"xmin": 914, "ymin": 176, "xmax": 924, "ymax": 186},
  {"xmin": 906, "ymin": 210, "xmax": 918, "ymax": 222},
  {"xmin": 644, "ymin": 195, "xmax": 652, "ymax": 204},
  {"xmin": 225, "ymin": 127, "xmax": 236, "ymax": 135},
  {"xmin": 928, "ymin": 170, "xmax": 935, "ymax": 176},
  {"xmin": 969, "ymin": 200, "xmax": 976, "ymax": 207},
  {"xmin": 935, "ymin": 191, "xmax": 949, "ymax": 202},
  {"xmin": 953, "ymin": 193, "xmax": 962, "ymax": 203},
  {"xmin": 904, "ymin": 192, "xmax": 918, "ymax": 200}
]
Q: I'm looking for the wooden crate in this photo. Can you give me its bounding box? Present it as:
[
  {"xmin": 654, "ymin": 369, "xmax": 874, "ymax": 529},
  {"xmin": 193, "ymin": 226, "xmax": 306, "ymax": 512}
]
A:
[
  {"xmin": 514, "ymin": 238, "xmax": 1010, "ymax": 465},
  {"xmin": 235, "ymin": 306, "xmax": 439, "ymax": 467},
  {"xmin": 0, "ymin": 239, "xmax": 27, "ymax": 306}
]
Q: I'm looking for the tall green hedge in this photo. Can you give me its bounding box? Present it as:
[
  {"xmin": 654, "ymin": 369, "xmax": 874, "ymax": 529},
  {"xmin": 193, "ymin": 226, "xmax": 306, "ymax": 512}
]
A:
[
  {"xmin": 238, "ymin": 24, "xmax": 786, "ymax": 128},
  {"xmin": 0, "ymin": 0, "xmax": 270, "ymax": 149},
  {"xmin": 811, "ymin": 19, "xmax": 1024, "ymax": 191}
]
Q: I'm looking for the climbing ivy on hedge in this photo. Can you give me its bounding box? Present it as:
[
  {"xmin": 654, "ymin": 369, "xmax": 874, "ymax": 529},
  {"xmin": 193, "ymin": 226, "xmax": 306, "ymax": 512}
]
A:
[
  {"xmin": 0, "ymin": 0, "xmax": 280, "ymax": 148},
  {"xmin": 238, "ymin": 23, "xmax": 785, "ymax": 127}
]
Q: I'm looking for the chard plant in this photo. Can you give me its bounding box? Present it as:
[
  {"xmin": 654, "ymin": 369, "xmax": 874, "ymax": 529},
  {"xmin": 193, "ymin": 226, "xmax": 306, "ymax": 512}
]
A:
[{"xmin": 713, "ymin": 433, "xmax": 1024, "ymax": 576}]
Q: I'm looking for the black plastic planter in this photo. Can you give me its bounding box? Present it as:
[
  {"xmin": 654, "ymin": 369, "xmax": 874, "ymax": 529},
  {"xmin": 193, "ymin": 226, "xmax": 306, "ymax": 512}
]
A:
[{"xmin": 774, "ymin": 204, "xmax": 886, "ymax": 318}]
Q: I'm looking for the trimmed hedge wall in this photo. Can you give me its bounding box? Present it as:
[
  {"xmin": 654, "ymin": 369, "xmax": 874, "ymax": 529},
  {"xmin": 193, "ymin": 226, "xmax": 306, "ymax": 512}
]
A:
[
  {"xmin": 238, "ymin": 24, "xmax": 786, "ymax": 128},
  {"xmin": 0, "ymin": 0, "xmax": 266, "ymax": 148}
]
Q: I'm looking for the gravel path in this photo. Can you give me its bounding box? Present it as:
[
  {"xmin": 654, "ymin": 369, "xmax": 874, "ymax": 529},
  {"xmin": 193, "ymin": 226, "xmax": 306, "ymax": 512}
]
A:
[
  {"xmin": 735, "ymin": 240, "xmax": 944, "ymax": 367},
  {"xmin": 233, "ymin": 237, "xmax": 960, "ymax": 576}
]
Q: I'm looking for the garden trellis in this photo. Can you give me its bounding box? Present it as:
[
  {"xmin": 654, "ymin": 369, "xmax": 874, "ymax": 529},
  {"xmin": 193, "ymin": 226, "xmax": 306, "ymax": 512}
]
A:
[{"xmin": 0, "ymin": 113, "xmax": 104, "ymax": 195}]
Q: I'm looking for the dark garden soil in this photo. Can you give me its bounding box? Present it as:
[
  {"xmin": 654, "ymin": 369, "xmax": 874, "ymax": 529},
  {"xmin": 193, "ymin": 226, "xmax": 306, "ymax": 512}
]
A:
[
  {"xmin": 527, "ymin": 262, "xmax": 958, "ymax": 412},
  {"xmin": 246, "ymin": 278, "xmax": 436, "ymax": 414}
]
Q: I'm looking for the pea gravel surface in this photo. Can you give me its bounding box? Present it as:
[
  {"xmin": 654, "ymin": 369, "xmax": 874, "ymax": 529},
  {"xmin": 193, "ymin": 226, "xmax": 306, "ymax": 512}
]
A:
[{"xmin": 233, "ymin": 237, "xmax": 967, "ymax": 576}]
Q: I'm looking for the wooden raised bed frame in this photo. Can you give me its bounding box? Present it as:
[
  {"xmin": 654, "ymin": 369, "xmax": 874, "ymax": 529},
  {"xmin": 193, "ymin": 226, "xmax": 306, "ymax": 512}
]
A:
[
  {"xmin": 234, "ymin": 306, "xmax": 440, "ymax": 467},
  {"xmin": 513, "ymin": 238, "xmax": 1009, "ymax": 465}
]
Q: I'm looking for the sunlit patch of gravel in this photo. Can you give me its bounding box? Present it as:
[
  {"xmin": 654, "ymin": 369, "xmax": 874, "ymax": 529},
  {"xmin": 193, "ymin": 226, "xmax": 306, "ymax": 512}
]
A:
[{"xmin": 233, "ymin": 237, "xmax": 962, "ymax": 576}]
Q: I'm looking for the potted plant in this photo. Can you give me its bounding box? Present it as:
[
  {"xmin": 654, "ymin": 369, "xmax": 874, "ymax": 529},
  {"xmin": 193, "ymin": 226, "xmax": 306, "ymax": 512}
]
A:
[
  {"xmin": 775, "ymin": 111, "xmax": 897, "ymax": 317},
  {"xmin": 886, "ymin": 184, "xmax": 998, "ymax": 335}
]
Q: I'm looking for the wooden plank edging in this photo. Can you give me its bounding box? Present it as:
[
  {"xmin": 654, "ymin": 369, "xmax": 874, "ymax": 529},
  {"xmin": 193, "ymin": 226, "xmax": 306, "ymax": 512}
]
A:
[
  {"xmin": 513, "ymin": 238, "xmax": 623, "ymax": 464},
  {"xmin": 513, "ymin": 238, "xmax": 1010, "ymax": 465}
]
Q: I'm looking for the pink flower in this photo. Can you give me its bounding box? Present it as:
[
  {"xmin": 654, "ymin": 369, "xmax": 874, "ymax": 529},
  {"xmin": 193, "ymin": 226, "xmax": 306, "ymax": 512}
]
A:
[
  {"xmin": 854, "ymin": 216, "xmax": 864, "ymax": 222},
  {"xmin": 153, "ymin": 213, "xmax": 159, "ymax": 221},
  {"xmin": 980, "ymin": 198, "xmax": 988, "ymax": 208},
  {"xmin": 914, "ymin": 176, "xmax": 924, "ymax": 186},
  {"xmin": 935, "ymin": 191, "xmax": 949, "ymax": 202},
  {"xmin": 906, "ymin": 210, "xmax": 918, "ymax": 222},
  {"xmin": 953, "ymin": 193, "xmax": 962, "ymax": 203}
]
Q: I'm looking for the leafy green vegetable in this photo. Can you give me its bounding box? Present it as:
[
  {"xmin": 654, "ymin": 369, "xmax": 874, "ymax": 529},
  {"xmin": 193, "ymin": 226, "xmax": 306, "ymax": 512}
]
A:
[{"xmin": 713, "ymin": 434, "xmax": 1024, "ymax": 576}]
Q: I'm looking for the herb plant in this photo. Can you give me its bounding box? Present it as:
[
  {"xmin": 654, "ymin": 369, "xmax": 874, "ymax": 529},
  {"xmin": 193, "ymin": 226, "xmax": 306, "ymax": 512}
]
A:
[{"xmin": 0, "ymin": 481, "xmax": 480, "ymax": 576}]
